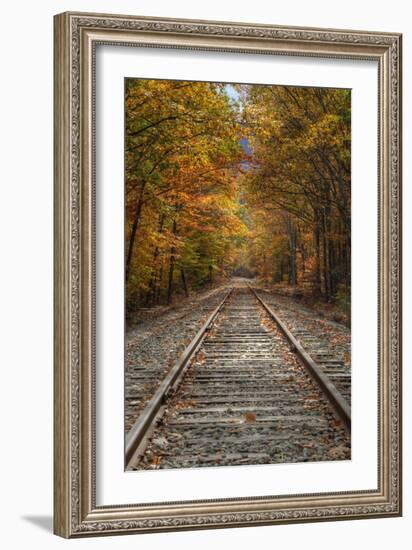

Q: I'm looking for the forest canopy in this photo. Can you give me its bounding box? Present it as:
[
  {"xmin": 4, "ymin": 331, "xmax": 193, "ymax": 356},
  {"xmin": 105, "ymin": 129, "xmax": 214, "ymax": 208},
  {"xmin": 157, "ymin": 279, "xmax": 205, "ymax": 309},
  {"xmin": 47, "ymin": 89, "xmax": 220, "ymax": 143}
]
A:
[{"xmin": 125, "ymin": 78, "xmax": 351, "ymax": 316}]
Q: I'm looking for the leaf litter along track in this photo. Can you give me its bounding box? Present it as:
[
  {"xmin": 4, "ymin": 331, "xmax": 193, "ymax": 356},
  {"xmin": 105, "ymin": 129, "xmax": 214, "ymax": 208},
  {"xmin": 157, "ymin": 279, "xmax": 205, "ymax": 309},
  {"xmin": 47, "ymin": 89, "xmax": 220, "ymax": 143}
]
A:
[
  {"xmin": 125, "ymin": 285, "xmax": 232, "ymax": 431},
  {"xmin": 126, "ymin": 285, "xmax": 351, "ymax": 470},
  {"xmin": 254, "ymin": 289, "xmax": 351, "ymax": 406}
]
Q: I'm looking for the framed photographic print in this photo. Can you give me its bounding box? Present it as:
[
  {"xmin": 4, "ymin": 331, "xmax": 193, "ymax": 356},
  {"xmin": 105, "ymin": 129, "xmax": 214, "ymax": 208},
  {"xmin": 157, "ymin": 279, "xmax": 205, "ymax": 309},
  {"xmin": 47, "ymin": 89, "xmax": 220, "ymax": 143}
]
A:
[{"xmin": 53, "ymin": 11, "xmax": 402, "ymax": 538}]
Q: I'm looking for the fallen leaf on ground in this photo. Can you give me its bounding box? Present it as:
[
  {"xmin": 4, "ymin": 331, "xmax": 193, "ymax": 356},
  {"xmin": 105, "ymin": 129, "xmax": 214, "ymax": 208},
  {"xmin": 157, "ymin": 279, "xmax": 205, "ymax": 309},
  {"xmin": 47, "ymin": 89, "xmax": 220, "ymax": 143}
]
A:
[{"xmin": 244, "ymin": 412, "xmax": 256, "ymax": 423}]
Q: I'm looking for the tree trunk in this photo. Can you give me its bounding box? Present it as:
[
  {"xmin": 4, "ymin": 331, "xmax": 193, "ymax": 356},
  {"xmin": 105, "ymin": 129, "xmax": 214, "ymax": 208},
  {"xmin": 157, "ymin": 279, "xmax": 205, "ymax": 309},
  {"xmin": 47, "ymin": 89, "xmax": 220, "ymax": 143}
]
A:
[
  {"xmin": 147, "ymin": 214, "xmax": 165, "ymax": 306},
  {"xmin": 262, "ymin": 253, "xmax": 267, "ymax": 281},
  {"xmin": 285, "ymin": 215, "xmax": 297, "ymax": 286},
  {"xmin": 299, "ymin": 242, "xmax": 306, "ymax": 278},
  {"xmin": 321, "ymin": 208, "xmax": 331, "ymax": 300},
  {"xmin": 329, "ymin": 231, "xmax": 336, "ymax": 296},
  {"xmin": 125, "ymin": 183, "xmax": 145, "ymax": 284},
  {"xmin": 155, "ymin": 264, "xmax": 163, "ymax": 305},
  {"xmin": 180, "ymin": 267, "xmax": 189, "ymax": 298},
  {"xmin": 167, "ymin": 220, "xmax": 177, "ymax": 305},
  {"xmin": 345, "ymin": 228, "xmax": 351, "ymax": 290},
  {"xmin": 312, "ymin": 208, "xmax": 322, "ymax": 297}
]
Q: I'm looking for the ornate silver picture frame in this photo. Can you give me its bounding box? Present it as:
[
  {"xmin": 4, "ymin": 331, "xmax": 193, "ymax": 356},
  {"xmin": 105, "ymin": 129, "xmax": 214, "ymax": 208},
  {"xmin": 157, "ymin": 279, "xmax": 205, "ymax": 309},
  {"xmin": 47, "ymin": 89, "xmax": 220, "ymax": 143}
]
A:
[{"xmin": 54, "ymin": 11, "xmax": 402, "ymax": 538}]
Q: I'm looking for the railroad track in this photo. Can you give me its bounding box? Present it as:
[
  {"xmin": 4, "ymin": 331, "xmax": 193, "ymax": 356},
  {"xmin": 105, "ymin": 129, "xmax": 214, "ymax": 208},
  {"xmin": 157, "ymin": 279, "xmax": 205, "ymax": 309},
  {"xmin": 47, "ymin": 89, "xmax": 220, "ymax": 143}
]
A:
[
  {"xmin": 253, "ymin": 289, "xmax": 351, "ymax": 406},
  {"xmin": 126, "ymin": 285, "xmax": 351, "ymax": 470}
]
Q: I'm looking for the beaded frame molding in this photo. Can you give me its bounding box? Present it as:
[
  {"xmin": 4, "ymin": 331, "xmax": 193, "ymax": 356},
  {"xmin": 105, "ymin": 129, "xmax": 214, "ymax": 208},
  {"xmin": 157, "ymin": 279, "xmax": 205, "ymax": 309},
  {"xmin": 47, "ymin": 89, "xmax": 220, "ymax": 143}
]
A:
[{"xmin": 54, "ymin": 11, "xmax": 402, "ymax": 538}]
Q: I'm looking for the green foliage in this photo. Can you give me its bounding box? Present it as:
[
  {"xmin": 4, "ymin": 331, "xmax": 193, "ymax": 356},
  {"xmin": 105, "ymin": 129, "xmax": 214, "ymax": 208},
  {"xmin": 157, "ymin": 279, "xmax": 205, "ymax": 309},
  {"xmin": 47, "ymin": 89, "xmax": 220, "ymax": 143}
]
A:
[{"xmin": 334, "ymin": 284, "xmax": 351, "ymax": 326}]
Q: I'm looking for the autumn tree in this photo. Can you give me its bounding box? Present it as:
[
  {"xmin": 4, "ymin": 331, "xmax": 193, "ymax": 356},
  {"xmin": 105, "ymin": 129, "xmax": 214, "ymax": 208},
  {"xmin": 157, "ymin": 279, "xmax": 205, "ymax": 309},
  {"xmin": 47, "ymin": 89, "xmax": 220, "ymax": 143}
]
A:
[
  {"xmin": 125, "ymin": 79, "xmax": 247, "ymax": 311},
  {"xmin": 125, "ymin": 79, "xmax": 351, "ymax": 321},
  {"xmin": 240, "ymin": 85, "xmax": 351, "ymax": 303}
]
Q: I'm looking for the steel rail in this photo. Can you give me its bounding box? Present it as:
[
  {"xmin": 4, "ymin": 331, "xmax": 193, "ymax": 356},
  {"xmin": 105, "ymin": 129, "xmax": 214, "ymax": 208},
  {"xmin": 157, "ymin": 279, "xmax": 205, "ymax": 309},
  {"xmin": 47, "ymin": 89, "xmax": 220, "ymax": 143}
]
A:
[
  {"xmin": 249, "ymin": 286, "xmax": 351, "ymax": 433},
  {"xmin": 125, "ymin": 287, "xmax": 233, "ymax": 467}
]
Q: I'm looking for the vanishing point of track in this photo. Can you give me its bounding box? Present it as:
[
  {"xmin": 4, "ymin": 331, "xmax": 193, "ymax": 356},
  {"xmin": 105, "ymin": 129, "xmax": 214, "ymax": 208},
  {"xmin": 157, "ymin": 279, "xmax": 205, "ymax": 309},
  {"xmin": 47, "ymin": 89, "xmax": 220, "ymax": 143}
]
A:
[{"xmin": 126, "ymin": 284, "xmax": 351, "ymax": 470}]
